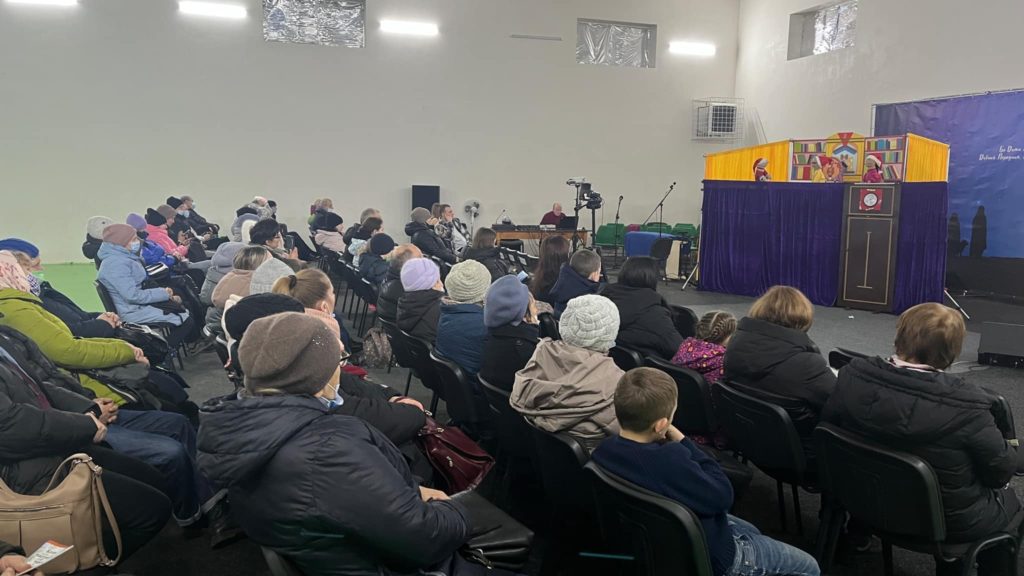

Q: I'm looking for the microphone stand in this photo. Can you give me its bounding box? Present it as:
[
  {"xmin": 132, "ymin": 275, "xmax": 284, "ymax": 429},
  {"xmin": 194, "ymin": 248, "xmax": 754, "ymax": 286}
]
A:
[
  {"xmin": 613, "ymin": 195, "xmax": 624, "ymax": 269},
  {"xmin": 641, "ymin": 182, "xmax": 676, "ymax": 237}
]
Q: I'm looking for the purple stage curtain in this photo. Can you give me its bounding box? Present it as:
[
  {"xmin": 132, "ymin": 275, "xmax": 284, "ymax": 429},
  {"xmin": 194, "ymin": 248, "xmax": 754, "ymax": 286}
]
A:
[
  {"xmin": 699, "ymin": 181, "xmax": 947, "ymax": 312},
  {"xmin": 893, "ymin": 183, "xmax": 948, "ymax": 312}
]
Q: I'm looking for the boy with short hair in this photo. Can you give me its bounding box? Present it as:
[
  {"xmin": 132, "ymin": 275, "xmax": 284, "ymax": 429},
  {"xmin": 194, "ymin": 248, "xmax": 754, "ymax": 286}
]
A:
[
  {"xmin": 548, "ymin": 248, "xmax": 603, "ymax": 318},
  {"xmin": 593, "ymin": 368, "xmax": 820, "ymax": 576}
]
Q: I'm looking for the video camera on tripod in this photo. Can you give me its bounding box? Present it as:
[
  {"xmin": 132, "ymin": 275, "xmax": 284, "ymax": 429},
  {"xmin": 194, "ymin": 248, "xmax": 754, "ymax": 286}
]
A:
[{"xmin": 566, "ymin": 178, "xmax": 603, "ymax": 210}]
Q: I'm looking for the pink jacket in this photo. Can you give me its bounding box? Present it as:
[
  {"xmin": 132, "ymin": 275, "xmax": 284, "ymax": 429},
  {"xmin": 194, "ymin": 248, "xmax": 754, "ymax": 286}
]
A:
[
  {"xmin": 145, "ymin": 224, "xmax": 188, "ymax": 259},
  {"xmin": 672, "ymin": 337, "xmax": 727, "ymax": 384}
]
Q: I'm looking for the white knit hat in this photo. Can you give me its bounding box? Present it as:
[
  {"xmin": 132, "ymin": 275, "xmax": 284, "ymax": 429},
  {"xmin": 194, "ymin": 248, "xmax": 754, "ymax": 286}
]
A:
[
  {"xmin": 250, "ymin": 258, "xmax": 295, "ymax": 295},
  {"xmin": 445, "ymin": 260, "xmax": 491, "ymax": 303},
  {"xmin": 559, "ymin": 294, "xmax": 620, "ymax": 353},
  {"xmin": 87, "ymin": 216, "xmax": 114, "ymax": 240}
]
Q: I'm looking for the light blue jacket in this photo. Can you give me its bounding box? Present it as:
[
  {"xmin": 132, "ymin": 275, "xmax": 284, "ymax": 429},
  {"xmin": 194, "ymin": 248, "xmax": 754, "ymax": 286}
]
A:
[{"xmin": 97, "ymin": 242, "xmax": 189, "ymax": 326}]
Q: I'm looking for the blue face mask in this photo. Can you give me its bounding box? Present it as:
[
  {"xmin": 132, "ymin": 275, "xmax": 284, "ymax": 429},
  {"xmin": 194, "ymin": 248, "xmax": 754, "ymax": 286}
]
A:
[
  {"xmin": 178, "ymin": 210, "xmax": 191, "ymax": 218},
  {"xmin": 317, "ymin": 381, "xmax": 343, "ymax": 410},
  {"xmin": 129, "ymin": 240, "xmax": 142, "ymax": 254}
]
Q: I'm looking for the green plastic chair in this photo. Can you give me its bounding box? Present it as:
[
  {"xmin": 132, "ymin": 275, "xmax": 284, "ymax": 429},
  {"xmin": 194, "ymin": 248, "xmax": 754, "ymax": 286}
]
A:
[
  {"xmin": 641, "ymin": 222, "xmax": 672, "ymax": 234},
  {"xmin": 594, "ymin": 224, "xmax": 625, "ymax": 248},
  {"xmin": 672, "ymin": 223, "xmax": 699, "ymax": 242}
]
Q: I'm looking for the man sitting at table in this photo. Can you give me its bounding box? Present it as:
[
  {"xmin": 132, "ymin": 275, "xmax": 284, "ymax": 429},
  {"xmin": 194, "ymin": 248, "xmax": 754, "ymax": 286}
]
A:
[{"xmin": 540, "ymin": 203, "xmax": 565, "ymax": 226}]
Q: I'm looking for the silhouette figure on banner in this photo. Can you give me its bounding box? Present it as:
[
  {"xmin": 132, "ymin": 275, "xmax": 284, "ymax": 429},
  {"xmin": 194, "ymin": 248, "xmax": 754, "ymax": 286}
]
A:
[{"xmin": 970, "ymin": 206, "xmax": 987, "ymax": 258}]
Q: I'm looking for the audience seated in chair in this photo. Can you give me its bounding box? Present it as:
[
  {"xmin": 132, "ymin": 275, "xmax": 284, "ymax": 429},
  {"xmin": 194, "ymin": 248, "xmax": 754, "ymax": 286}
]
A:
[
  {"xmin": 83, "ymin": 215, "xmax": 114, "ymax": 264},
  {"xmin": 125, "ymin": 214, "xmax": 178, "ymax": 269},
  {"xmin": 175, "ymin": 194, "xmax": 219, "ymax": 237},
  {"xmin": 198, "ymin": 313, "xmax": 469, "ymax": 576},
  {"xmin": 348, "ymin": 216, "xmax": 384, "ymax": 267},
  {"xmin": 405, "ymin": 208, "xmax": 456, "ymax": 265},
  {"xmin": 673, "ymin": 311, "xmax": 737, "ymax": 384},
  {"xmin": 823, "ymin": 303, "xmax": 1022, "ymax": 576},
  {"xmin": 479, "ymin": 275, "xmax": 540, "ymax": 392},
  {"xmin": 592, "ymin": 367, "xmax": 820, "ymax": 576},
  {"xmin": 601, "ymin": 256, "xmax": 683, "ymax": 360},
  {"xmin": 230, "ymin": 207, "xmax": 260, "ymax": 243},
  {"xmin": 359, "ymin": 234, "xmax": 395, "ymax": 286},
  {"xmin": 434, "ymin": 260, "xmax": 490, "ymax": 378},
  {"xmin": 460, "ymin": 227, "xmax": 511, "ymax": 282},
  {"xmin": 344, "ymin": 207, "xmax": 381, "ymax": 247},
  {"xmin": 207, "ymin": 246, "xmax": 272, "ymax": 335},
  {"xmin": 377, "ymin": 244, "xmax": 422, "ymax": 324},
  {"xmin": 528, "ymin": 235, "xmax": 569, "ymax": 305},
  {"xmin": 547, "ymin": 248, "xmax": 603, "ymax": 319},
  {"xmin": 312, "ymin": 210, "xmax": 347, "ymax": 254},
  {"xmin": 199, "ymin": 242, "xmax": 245, "ymax": 307},
  {"xmin": 511, "ymin": 294, "xmax": 623, "ymax": 454},
  {"xmin": 145, "ymin": 205, "xmax": 191, "ymax": 262},
  {"xmin": 724, "ymin": 285, "xmax": 835, "ymax": 463},
  {"xmin": 271, "ymin": 268, "xmax": 348, "ymax": 346},
  {"xmin": 396, "ymin": 258, "xmax": 445, "ymax": 344},
  {"xmin": 249, "ymin": 219, "xmax": 303, "ymax": 268}
]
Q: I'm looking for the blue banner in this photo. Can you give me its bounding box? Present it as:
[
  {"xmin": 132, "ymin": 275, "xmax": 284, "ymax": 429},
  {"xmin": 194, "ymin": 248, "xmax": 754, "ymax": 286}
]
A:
[{"xmin": 874, "ymin": 90, "xmax": 1024, "ymax": 258}]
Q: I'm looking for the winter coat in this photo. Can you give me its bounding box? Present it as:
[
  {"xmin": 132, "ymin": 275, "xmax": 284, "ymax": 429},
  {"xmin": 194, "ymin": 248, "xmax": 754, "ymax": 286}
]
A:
[
  {"xmin": 600, "ymin": 283, "xmax": 683, "ymax": 360},
  {"xmin": 479, "ymin": 323, "xmax": 539, "ymax": 392},
  {"xmin": 186, "ymin": 210, "xmax": 216, "ymax": 235},
  {"xmin": 0, "ymin": 289, "xmax": 137, "ymax": 404},
  {"xmin": 145, "ymin": 224, "xmax": 188, "ymax": 259},
  {"xmin": 359, "ymin": 253, "xmax": 389, "ymax": 286},
  {"xmin": 343, "ymin": 223, "xmax": 362, "ymax": 247},
  {"xmin": 197, "ymin": 395, "xmax": 469, "ymax": 576},
  {"xmin": 334, "ymin": 373, "xmax": 425, "ymax": 447},
  {"xmin": 723, "ymin": 317, "xmax": 835, "ymax": 457},
  {"xmin": 97, "ymin": 242, "xmax": 187, "ymax": 327},
  {"xmin": 231, "ymin": 214, "xmax": 259, "ymax": 243},
  {"xmin": 548, "ymin": 265, "xmax": 602, "ymax": 319},
  {"xmin": 347, "ymin": 238, "xmax": 368, "ymax": 267},
  {"xmin": 460, "ymin": 247, "xmax": 510, "ymax": 283},
  {"xmin": 0, "ymin": 332, "xmax": 98, "ymax": 496},
  {"xmin": 198, "ymin": 245, "xmax": 240, "ymax": 306},
  {"xmin": 404, "ymin": 222, "xmax": 456, "ymax": 264},
  {"xmin": 823, "ymin": 357, "xmax": 1021, "ymax": 542},
  {"xmin": 82, "ymin": 235, "xmax": 102, "ymax": 264},
  {"xmin": 211, "ymin": 270, "xmax": 254, "ymax": 310},
  {"xmin": 315, "ymin": 230, "xmax": 347, "ymax": 254},
  {"xmin": 397, "ymin": 289, "xmax": 443, "ymax": 344},
  {"xmin": 511, "ymin": 338, "xmax": 622, "ymax": 453},
  {"xmin": 673, "ymin": 337, "xmax": 727, "ymax": 384},
  {"xmin": 38, "ymin": 282, "xmax": 115, "ymax": 339},
  {"xmin": 434, "ymin": 302, "xmax": 486, "ymax": 377},
  {"xmin": 140, "ymin": 239, "xmax": 176, "ymax": 268},
  {"xmin": 377, "ymin": 268, "xmax": 404, "ymax": 324}
]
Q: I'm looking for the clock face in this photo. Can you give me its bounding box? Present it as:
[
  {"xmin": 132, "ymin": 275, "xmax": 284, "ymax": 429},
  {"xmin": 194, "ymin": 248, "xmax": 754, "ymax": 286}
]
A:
[{"xmin": 863, "ymin": 192, "xmax": 879, "ymax": 207}]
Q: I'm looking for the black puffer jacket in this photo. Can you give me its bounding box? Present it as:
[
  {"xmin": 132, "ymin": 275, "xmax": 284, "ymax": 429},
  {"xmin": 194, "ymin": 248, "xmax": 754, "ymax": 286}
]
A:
[
  {"xmin": 479, "ymin": 323, "xmax": 540, "ymax": 392},
  {"xmin": 548, "ymin": 265, "xmax": 602, "ymax": 319},
  {"xmin": 198, "ymin": 395, "xmax": 469, "ymax": 576},
  {"xmin": 39, "ymin": 282, "xmax": 115, "ymax": 339},
  {"xmin": 461, "ymin": 247, "xmax": 510, "ymax": 282},
  {"xmin": 724, "ymin": 317, "xmax": 835, "ymax": 458},
  {"xmin": 0, "ymin": 329, "xmax": 97, "ymax": 496},
  {"xmin": 404, "ymin": 222, "xmax": 456, "ymax": 264},
  {"xmin": 823, "ymin": 357, "xmax": 1020, "ymax": 542},
  {"xmin": 186, "ymin": 210, "xmax": 216, "ymax": 235},
  {"xmin": 600, "ymin": 283, "xmax": 683, "ymax": 360},
  {"xmin": 397, "ymin": 289, "xmax": 444, "ymax": 344},
  {"xmin": 82, "ymin": 235, "xmax": 102, "ymax": 265},
  {"xmin": 377, "ymin": 268, "xmax": 404, "ymax": 324}
]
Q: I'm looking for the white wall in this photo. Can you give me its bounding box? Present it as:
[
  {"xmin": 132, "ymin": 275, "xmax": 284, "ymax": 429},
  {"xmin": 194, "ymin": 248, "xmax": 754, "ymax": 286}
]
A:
[
  {"xmin": 736, "ymin": 0, "xmax": 1024, "ymax": 142},
  {"xmin": 0, "ymin": 0, "xmax": 739, "ymax": 262}
]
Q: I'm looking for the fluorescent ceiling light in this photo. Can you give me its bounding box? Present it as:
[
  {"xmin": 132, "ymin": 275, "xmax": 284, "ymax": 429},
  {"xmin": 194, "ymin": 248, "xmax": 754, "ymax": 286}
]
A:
[
  {"xmin": 670, "ymin": 41, "xmax": 716, "ymax": 56},
  {"xmin": 178, "ymin": 1, "xmax": 247, "ymax": 19},
  {"xmin": 6, "ymin": 0, "xmax": 78, "ymax": 6},
  {"xmin": 380, "ymin": 19, "xmax": 439, "ymax": 36}
]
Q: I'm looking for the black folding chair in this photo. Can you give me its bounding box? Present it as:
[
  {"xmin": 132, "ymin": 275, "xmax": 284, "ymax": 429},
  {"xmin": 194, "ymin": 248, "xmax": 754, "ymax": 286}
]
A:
[
  {"xmin": 429, "ymin": 350, "xmax": 486, "ymax": 430},
  {"xmin": 648, "ymin": 238, "xmax": 674, "ymax": 283},
  {"xmin": 828, "ymin": 347, "xmax": 868, "ymax": 370},
  {"xmin": 713, "ymin": 381, "xmax": 811, "ymax": 534},
  {"xmin": 399, "ymin": 330, "xmax": 441, "ymax": 413},
  {"xmin": 644, "ymin": 356, "xmax": 717, "ymax": 436},
  {"xmin": 96, "ymin": 281, "xmax": 185, "ymax": 370},
  {"xmin": 585, "ymin": 461, "xmax": 715, "ymax": 576},
  {"xmin": 537, "ymin": 312, "xmax": 560, "ymax": 340},
  {"xmin": 609, "ymin": 345, "xmax": 643, "ymax": 372},
  {"xmin": 94, "ymin": 280, "xmax": 118, "ymax": 313},
  {"xmin": 814, "ymin": 423, "xmax": 1020, "ymax": 576},
  {"xmin": 670, "ymin": 305, "xmax": 699, "ymax": 339}
]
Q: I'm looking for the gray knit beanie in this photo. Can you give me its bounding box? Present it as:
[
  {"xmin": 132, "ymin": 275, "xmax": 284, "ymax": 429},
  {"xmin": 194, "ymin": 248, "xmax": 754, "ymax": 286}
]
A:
[
  {"xmin": 87, "ymin": 216, "xmax": 114, "ymax": 240},
  {"xmin": 239, "ymin": 312, "xmax": 341, "ymax": 396},
  {"xmin": 410, "ymin": 207, "xmax": 432, "ymax": 225},
  {"xmin": 559, "ymin": 294, "xmax": 620, "ymax": 353},
  {"xmin": 445, "ymin": 260, "xmax": 491, "ymax": 303},
  {"xmin": 250, "ymin": 258, "xmax": 295, "ymax": 295}
]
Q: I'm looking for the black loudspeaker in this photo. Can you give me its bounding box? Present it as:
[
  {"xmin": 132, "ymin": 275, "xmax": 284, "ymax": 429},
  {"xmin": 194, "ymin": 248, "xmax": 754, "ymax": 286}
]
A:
[
  {"xmin": 412, "ymin": 185, "xmax": 440, "ymax": 211},
  {"xmin": 978, "ymin": 322, "xmax": 1024, "ymax": 368}
]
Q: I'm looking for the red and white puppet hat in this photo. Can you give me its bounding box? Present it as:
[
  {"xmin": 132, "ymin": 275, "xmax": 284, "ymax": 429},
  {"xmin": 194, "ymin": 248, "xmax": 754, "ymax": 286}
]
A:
[
  {"xmin": 754, "ymin": 158, "xmax": 768, "ymax": 170},
  {"xmin": 865, "ymin": 155, "xmax": 882, "ymax": 168}
]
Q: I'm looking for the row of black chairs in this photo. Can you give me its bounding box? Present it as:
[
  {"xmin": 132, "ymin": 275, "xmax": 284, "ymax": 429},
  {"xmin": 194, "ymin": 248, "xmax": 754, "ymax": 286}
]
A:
[{"xmin": 94, "ymin": 280, "xmax": 190, "ymax": 370}]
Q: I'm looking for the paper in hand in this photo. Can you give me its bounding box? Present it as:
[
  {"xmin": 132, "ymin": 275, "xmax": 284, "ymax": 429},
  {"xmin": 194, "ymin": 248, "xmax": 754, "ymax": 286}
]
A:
[{"xmin": 17, "ymin": 540, "xmax": 73, "ymax": 576}]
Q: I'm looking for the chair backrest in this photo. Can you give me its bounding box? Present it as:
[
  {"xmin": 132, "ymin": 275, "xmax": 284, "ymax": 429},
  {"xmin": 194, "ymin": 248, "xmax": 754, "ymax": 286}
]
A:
[
  {"xmin": 828, "ymin": 347, "xmax": 868, "ymax": 370},
  {"xmin": 537, "ymin": 312, "xmax": 560, "ymax": 340},
  {"xmin": 610, "ymin": 346, "xmax": 644, "ymax": 372},
  {"xmin": 585, "ymin": 462, "xmax": 715, "ymax": 576},
  {"xmin": 380, "ymin": 318, "xmax": 414, "ymax": 370},
  {"xmin": 93, "ymin": 281, "xmax": 118, "ymax": 313},
  {"xmin": 399, "ymin": 329, "xmax": 442, "ymax": 397},
  {"xmin": 261, "ymin": 547, "xmax": 304, "ymax": 576},
  {"xmin": 670, "ymin": 305, "xmax": 699, "ymax": 339},
  {"xmin": 479, "ymin": 376, "xmax": 535, "ymax": 460},
  {"xmin": 712, "ymin": 382, "xmax": 806, "ymax": 481},
  {"xmin": 644, "ymin": 356, "xmax": 717, "ymax": 436},
  {"xmin": 649, "ymin": 237, "xmax": 674, "ymax": 260},
  {"xmin": 814, "ymin": 423, "xmax": 946, "ymax": 543},
  {"xmin": 429, "ymin": 350, "xmax": 482, "ymax": 424},
  {"xmin": 356, "ymin": 277, "xmax": 378, "ymax": 303},
  {"xmin": 531, "ymin": 428, "xmax": 592, "ymax": 524}
]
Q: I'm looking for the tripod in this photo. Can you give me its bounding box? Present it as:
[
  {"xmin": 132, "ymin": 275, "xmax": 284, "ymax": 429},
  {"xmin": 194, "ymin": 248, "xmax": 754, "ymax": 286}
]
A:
[
  {"xmin": 612, "ymin": 195, "xmax": 623, "ymax": 269},
  {"xmin": 641, "ymin": 182, "xmax": 677, "ymax": 237}
]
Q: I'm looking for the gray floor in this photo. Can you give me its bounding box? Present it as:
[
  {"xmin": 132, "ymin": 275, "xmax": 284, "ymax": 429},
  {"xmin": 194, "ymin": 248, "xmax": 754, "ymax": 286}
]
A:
[{"xmin": 122, "ymin": 283, "xmax": 1024, "ymax": 576}]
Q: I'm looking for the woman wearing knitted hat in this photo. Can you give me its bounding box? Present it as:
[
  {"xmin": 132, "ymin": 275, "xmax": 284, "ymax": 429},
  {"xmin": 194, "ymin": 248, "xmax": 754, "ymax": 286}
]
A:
[
  {"xmin": 83, "ymin": 215, "xmax": 115, "ymax": 264},
  {"xmin": 198, "ymin": 312, "xmax": 468, "ymax": 575},
  {"xmin": 145, "ymin": 205, "xmax": 190, "ymax": 260},
  {"xmin": 434, "ymin": 260, "xmax": 491, "ymax": 378},
  {"xmin": 511, "ymin": 294, "xmax": 624, "ymax": 453},
  {"xmin": 126, "ymin": 213, "xmax": 177, "ymax": 269},
  {"xmin": 397, "ymin": 258, "xmax": 445, "ymax": 343},
  {"xmin": 312, "ymin": 210, "xmax": 347, "ymax": 254},
  {"xmin": 479, "ymin": 275, "xmax": 540, "ymax": 392}
]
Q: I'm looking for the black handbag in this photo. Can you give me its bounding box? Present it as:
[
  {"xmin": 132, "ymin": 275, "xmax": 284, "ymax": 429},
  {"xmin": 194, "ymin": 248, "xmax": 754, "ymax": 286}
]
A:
[
  {"xmin": 114, "ymin": 323, "xmax": 169, "ymax": 365},
  {"xmin": 450, "ymin": 490, "xmax": 533, "ymax": 571}
]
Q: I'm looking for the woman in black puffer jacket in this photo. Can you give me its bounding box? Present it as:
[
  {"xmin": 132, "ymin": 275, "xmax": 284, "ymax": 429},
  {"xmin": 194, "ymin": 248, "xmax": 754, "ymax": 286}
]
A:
[
  {"xmin": 600, "ymin": 257, "xmax": 683, "ymax": 360},
  {"xmin": 823, "ymin": 303, "xmax": 1020, "ymax": 575}
]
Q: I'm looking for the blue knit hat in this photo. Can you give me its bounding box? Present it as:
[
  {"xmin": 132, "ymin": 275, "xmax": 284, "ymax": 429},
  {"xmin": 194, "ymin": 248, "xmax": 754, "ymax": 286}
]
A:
[
  {"xmin": 0, "ymin": 238, "xmax": 39, "ymax": 258},
  {"xmin": 484, "ymin": 275, "xmax": 529, "ymax": 328}
]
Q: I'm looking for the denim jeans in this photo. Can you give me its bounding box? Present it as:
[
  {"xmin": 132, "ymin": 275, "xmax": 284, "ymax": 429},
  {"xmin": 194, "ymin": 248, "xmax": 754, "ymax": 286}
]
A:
[
  {"xmin": 727, "ymin": 515, "xmax": 820, "ymax": 576},
  {"xmin": 104, "ymin": 409, "xmax": 215, "ymax": 526}
]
